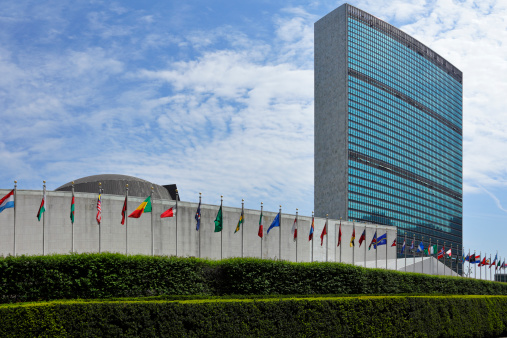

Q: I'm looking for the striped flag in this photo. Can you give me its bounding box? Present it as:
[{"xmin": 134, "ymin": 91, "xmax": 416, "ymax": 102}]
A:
[
  {"xmin": 70, "ymin": 193, "xmax": 75, "ymax": 224},
  {"xmin": 96, "ymin": 194, "xmax": 102, "ymax": 225},
  {"xmin": 121, "ymin": 196, "xmax": 127, "ymax": 224},
  {"xmin": 37, "ymin": 188, "xmax": 46, "ymax": 221},
  {"xmin": 257, "ymin": 209, "xmax": 263, "ymax": 238},
  {"xmin": 358, "ymin": 229, "xmax": 366, "ymax": 247},
  {"xmin": 0, "ymin": 190, "xmax": 14, "ymax": 213},
  {"xmin": 291, "ymin": 216, "xmax": 297, "ymax": 241},
  {"xmin": 309, "ymin": 216, "xmax": 314, "ymax": 241},
  {"xmin": 128, "ymin": 196, "xmax": 151, "ymax": 218}
]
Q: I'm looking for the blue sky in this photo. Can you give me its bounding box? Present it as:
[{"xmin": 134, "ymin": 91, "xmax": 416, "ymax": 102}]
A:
[{"xmin": 0, "ymin": 0, "xmax": 506, "ymax": 261}]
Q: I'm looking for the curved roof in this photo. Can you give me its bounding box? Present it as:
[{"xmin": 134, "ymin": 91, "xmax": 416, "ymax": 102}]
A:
[{"xmin": 55, "ymin": 174, "xmax": 176, "ymax": 200}]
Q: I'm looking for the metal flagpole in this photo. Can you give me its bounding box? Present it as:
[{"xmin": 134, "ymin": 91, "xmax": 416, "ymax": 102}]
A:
[
  {"xmin": 364, "ymin": 225, "xmax": 367, "ymax": 268},
  {"xmin": 220, "ymin": 196, "xmax": 223, "ymax": 260},
  {"xmin": 71, "ymin": 182, "xmax": 75, "ymax": 253},
  {"xmin": 13, "ymin": 181, "xmax": 17, "ymax": 256},
  {"xmin": 429, "ymin": 237, "xmax": 432, "ymax": 275},
  {"xmin": 339, "ymin": 217, "xmax": 341, "ymax": 263},
  {"xmin": 468, "ymin": 248, "xmax": 471, "ymax": 278},
  {"xmin": 385, "ymin": 228, "xmax": 388, "ymax": 270},
  {"xmin": 490, "ymin": 253, "xmax": 492, "ymax": 281},
  {"xmin": 351, "ymin": 221, "xmax": 354, "ymax": 266},
  {"xmin": 404, "ymin": 234, "xmax": 406, "ymax": 272},
  {"xmin": 43, "ymin": 181, "xmax": 46, "ymax": 256},
  {"xmin": 480, "ymin": 251, "xmax": 482, "ymax": 280},
  {"xmin": 199, "ymin": 193, "xmax": 202, "ymax": 259},
  {"xmin": 375, "ymin": 224, "xmax": 378, "ymax": 269},
  {"xmin": 98, "ymin": 182, "xmax": 102, "ymax": 254},
  {"xmin": 175, "ymin": 189, "xmax": 179, "ymax": 257},
  {"xmin": 151, "ymin": 186, "xmax": 154, "ymax": 256},
  {"xmin": 421, "ymin": 237, "xmax": 424, "ymax": 275},
  {"xmin": 311, "ymin": 211, "xmax": 314, "ymax": 263},
  {"xmin": 241, "ymin": 199, "xmax": 244, "ymax": 258},
  {"xmin": 278, "ymin": 205, "xmax": 282, "ymax": 260},
  {"xmin": 326, "ymin": 214, "xmax": 329, "ymax": 262},
  {"xmin": 295, "ymin": 209, "xmax": 298, "ymax": 263},
  {"xmin": 437, "ymin": 240, "xmax": 439, "ymax": 276},
  {"xmin": 260, "ymin": 202, "xmax": 263, "ymax": 259},
  {"xmin": 413, "ymin": 234, "xmax": 415, "ymax": 273},
  {"xmin": 125, "ymin": 184, "xmax": 129, "ymax": 255},
  {"xmin": 444, "ymin": 242, "xmax": 446, "ymax": 276}
]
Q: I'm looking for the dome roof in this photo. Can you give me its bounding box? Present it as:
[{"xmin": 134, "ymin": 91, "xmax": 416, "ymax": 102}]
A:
[{"xmin": 55, "ymin": 174, "xmax": 177, "ymax": 200}]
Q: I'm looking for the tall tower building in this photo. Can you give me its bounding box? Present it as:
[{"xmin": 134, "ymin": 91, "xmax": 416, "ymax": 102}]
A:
[{"xmin": 314, "ymin": 4, "xmax": 462, "ymax": 269}]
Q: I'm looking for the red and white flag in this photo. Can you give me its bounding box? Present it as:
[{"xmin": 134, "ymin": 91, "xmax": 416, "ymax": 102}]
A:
[{"xmin": 161, "ymin": 205, "xmax": 177, "ymax": 218}]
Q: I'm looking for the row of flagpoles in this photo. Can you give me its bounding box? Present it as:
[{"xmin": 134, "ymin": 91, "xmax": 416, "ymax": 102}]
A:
[{"xmin": 1, "ymin": 183, "xmax": 505, "ymax": 281}]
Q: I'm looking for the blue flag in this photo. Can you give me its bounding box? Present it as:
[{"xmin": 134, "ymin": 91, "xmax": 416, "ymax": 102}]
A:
[
  {"xmin": 416, "ymin": 241, "xmax": 424, "ymax": 253},
  {"xmin": 267, "ymin": 213, "xmax": 280, "ymax": 234},
  {"xmin": 400, "ymin": 239, "xmax": 406, "ymax": 255},
  {"xmin": 376, "ymin": 233, "xmax": 387, "ymax": 247},
  {"xmin": 195, "ymin": 200, "xmax": 201, "ymax": 231}
]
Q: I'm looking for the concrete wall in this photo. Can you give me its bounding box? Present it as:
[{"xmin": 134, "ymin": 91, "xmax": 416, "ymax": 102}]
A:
[
  {"xmin": 314, "ymin": 4, "xmax": 349, "ymax": 220},
  {"xmin": 0, "ymin": 189, "xmax": 397, "ymax": 264}
]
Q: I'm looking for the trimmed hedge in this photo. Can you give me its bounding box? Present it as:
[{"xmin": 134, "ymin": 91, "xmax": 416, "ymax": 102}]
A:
[
  {"xmin": 1, "ymin": 253, "xmax": 506, "ymax": 303},
  {"xmin": 0, "ymin": 296, "xmax": 506, "ymax": 337}
]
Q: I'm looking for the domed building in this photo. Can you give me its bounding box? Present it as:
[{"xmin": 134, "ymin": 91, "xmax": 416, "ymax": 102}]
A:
[{"xmin": 55, "ymin": 174, "xmax": 179, "ymax": 200}]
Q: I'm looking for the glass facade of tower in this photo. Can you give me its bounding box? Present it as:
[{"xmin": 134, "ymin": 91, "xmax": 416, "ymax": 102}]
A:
[{"xmin": 345, "ymin": 8, "xmax": 463, "ymax": 270}]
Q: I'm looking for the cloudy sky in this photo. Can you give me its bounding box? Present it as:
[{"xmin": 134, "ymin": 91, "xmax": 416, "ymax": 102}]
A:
[{"xmin": 0, "ymin": 0, "xmax": 506, "ymax": 260}]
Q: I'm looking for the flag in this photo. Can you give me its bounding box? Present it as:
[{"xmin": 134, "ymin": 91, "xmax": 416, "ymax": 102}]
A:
[
  {"xmin": 473, "ymin": 255, "xmax": 481, "ymax": 264},
  {"xmin": 70, "ymin": 194, "xmax": 75, "ymax": 224},
  {"xmin": 368, "ymin": 231, "xmax": 377, "ymax": 250},
  {"xmin": 337, "ymin": 222, "xmax": 342, "ymax": 246},
  {"xmin": 400, "ymin": 239, "xmax": 406, "ymax": 255},
  {"xmin": 309, "ymin": 216, "xmax": 314, "ymax": 241},
  {"xmin": 497, "ymin": 260, "xmax": 501, "ymax": 270},
  {"xmin": 376, "ymin": 233, "xmax": 387, "ymax": 247},
  {"xmin": 161, "ymin": 205, "xmax": 177, "ymax": 218},
  {"xmin": 424, "ymin": 248, "xmax": 428, "ymax": 256},
  {"xmin": 214, "ymin": 205, "xmax": 223, "ymax": 232},
  {"xmin": 491, "ymin": 254, "xmax": 498, "ymax": 269},
  {"xmin": 258, "ymin": 210, "xmax": 263, "ymax": 238},
  {"xmin": 416, "ymin": 241, "xmax": 424, "ymax": 253},
  {"xmin": 291, "ymin": 217, "xmax": 297, "ymax": 241},
  {"xmin": 465, "ymin": 254, "xmax": 470, "ymax": 262},
  {"xmin": 410, "ymin": 240, "xmax": 414, "ymax": 252},
  {"xmin": 267, "ymin": 212, "xmax": 280, "ymax": 234},
  {"xmin": 128, "ymin": 196, "xmax": 151, "ymax": 218},
  {"xmin": 479, "ymin": 257, "xmax": 486, "ymax": 267},
  {"xmin": 0, "ymin": 190, "xmax": 14, "ymax": 213},
  {"xmin": 121, "ymin": 196, "xmax": 127, "ymax": 224},
  {"xmin": 437, "ymin": 247, "xmax": 445, "ymax": 260},
  {"xmin": 429, "ymin": 245, "xmax": 437, "ymax": 255},
  {"xmin": 195, "ymin": 200, "xmax": 201, "ymax": 231},
  {"xmin": 358, "ymin": 229, "xmax": 366, "ymax": 247},
  {"xmin": 446, "ymin": 249, "xmax": 452, "ymax": 257},
  {"xmin": 37, "ymin": 189, "xmax": 46, "ymax": 221},
  {"xmin": 234, "ymin": 208, "xmax": 244, "ymax": 233},
  {"xmin": 96, "ymin": 194, "xmax": 102, "ymax": 225},
  {"xmin": 350, "ymin": 228, "xmax": 355, "ymax": 247},
  {"xmin": 391, "ymin": 238, "xmax": 396, "ymax": 247},
  {"xmin": 320, "ymin": 221, "xmax": 328, "ymax": 246}
]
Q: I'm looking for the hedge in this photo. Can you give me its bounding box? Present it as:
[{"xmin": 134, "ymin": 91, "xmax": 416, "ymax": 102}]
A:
[
  {"xmin": 1, "ymin": 253, "xmax": 506, "ymax": 303},
  {"xmin": 0, "ymin": 296, "xmax": 506, "ymax": 337}
]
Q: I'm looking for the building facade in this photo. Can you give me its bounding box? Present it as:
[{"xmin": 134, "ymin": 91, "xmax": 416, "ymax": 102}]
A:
[{"xmin": 314, "ymin": 4, "xmax": 463, "ymax": 271}]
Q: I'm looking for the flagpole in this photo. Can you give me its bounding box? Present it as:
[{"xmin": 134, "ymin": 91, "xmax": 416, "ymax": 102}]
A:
[
  {"xmin": 198, "ymin": 193, "xmax": 202, "ymax": 258},
  {"xmin": 13, "ymin": 181, "xmax": 17, "ymax": 256},
  {"xmin": 278, "ymin": 205, "xmax": 282, "ymax": 260},
  {"xmin": 311, "ymin": 211, "xmax": 314, "ymax": 263},
  {"xmin": 324, "ymin": 214, "xmax": 332, "ymax": 264},
  {"xmin": 98, "ymin": 182, "xmax": 102, "ymax": 254},
  {"xmin": 175, "ymin": 189, "xmax": 179, "ymax": 257},
  {"xmin": 468, "ymin": 248, "xmax": 471, "ymax": 278},
  {"xmin": 444, "ymin": 242, "xmax": 446, "ymax": 276},
  {"xmin": 241, "ymin": 199, "xmax": 244, "ymax": 258},
  {"xmin": 364, "ymin": 226, "xmax": 367, "ymax": 268},
  {"xmin": 421, "ymin": 237, "xmax": 424, "ymax": 275},
  {"xmin": 385, "ymin": 228, "xmax": 387, "ymax": 270},
  {"xmin": 413, "ymin": 234, "xmax": 415, "ymax": 273},
  {"xmin": 295, "ymin": 209, "xmax": 298, "ymax": 263},
  {"xmin": 220, "ymin": 196, "xmax": 223, "ymax": 260},
  {"xmin": 43, "ymin": 181, "xmax": 46, "ymax": 256},
  {"xmin": 339, "ymin": 218, "xmax": 341, "ymax": 263},
  {"xmin": 375, "ymin": 224, "xmax": 378, "ymax": 269},
  {"xmin": 490, "ymin": 253, "xmax": 492, "ymax": 281},
  {"xmin": 260, "ymin": 202, "xmax": 263, "ymax": 260},
  {"xmin": 404, "ymin": 234, "xmax": 406, "ymax": 272},
  {"xmin": 125, "ymin": 184, "xmax": 129, "ymax": 255},
  {"xmin": 71, "ymin": 182, "xmax": 75, "ymax": 253},
  {"xmin": 151, "ymin": 186, "xmax": 154, "ymax": 257},
  {"xmin": 351, "ymin": 221, "xmax": 354, "ymax": 266}
]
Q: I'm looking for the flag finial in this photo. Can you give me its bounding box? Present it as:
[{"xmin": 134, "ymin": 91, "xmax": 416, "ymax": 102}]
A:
[
  {"xmin": 326, "ymin": 214, "xmax": 328, "ymax": 217},
  {"xmin": 98, "ymin": 182, "xmax": 101, "ymax": 186},
  {"xmin": 43, "ymin": 180, "xmax": 46, "ymax": 184},
  {"xmin": 199, "ymin": 192, "xmax": 201, "ymax": 196},
  {"xmin": 14, "ymin": 180, "xmax": 17, "ymax": 184},
  {"xmin": 296, "ymin": 208, "xmax": 298, "ymax": 211},
  {"xmin": 126, "ymin": 184, "xmax": 128, "ymax": 188},
  {"xmin": 242, "ymin": 199, "xmax": 244, "ymax": 202}
]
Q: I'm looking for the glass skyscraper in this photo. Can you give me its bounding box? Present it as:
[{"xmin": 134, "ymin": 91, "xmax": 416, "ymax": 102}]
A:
[{"xmin": 314, "ymin": 4, "xmax": 462, "ymax": 271}]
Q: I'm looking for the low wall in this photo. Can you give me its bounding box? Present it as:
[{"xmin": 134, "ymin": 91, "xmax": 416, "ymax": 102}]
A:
[{"xmin": 0, "ymin": 189, "xmax": 396, "ymax": 263}]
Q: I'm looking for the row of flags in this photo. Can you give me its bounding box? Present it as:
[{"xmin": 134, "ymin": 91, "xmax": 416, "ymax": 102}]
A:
[
  {"xmin": 464, "ymin": 253, "xmax": 507, "ymax": 270},
  {"xmin": 5, "ymin": 188, "xmax": 504, "ymax": 271}
]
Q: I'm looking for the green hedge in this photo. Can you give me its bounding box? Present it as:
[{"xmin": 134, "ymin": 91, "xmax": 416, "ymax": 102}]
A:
[
  {"xmin": 0, "ymin": 296, "xmax": 506, "ymax": 337},
  {"xmin": 1, "ymin": 253, "xmax": 506, "ymax": 303}
]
